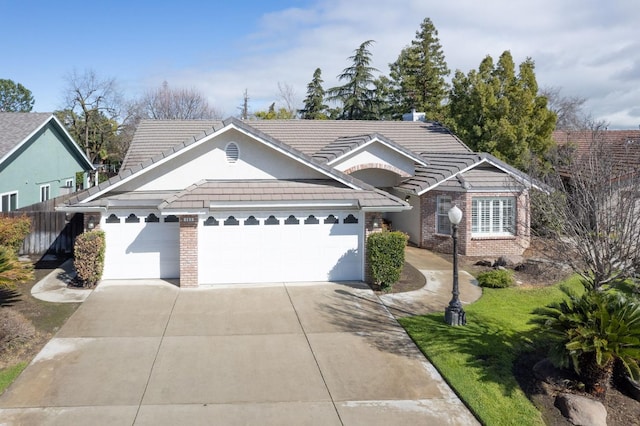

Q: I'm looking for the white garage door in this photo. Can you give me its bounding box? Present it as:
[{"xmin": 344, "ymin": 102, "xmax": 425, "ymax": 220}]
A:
[
  {"xmin": 101, "ymin": 211, "xmax": 180, "ymax": 280},
  {"xmin": 198, "ymin": 211, "xmax": 363, "ymax": 284}
]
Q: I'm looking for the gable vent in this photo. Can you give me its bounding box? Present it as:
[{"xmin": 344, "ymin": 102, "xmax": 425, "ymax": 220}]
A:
[{"xmin": 225, "ymin": 142, "xmax": 239, "ymax": 163}]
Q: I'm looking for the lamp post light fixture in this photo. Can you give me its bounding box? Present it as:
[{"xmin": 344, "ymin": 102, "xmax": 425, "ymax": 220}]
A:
[{"xmin": 445, "ymin": 205, "xmax": 466, "ymax": 326}]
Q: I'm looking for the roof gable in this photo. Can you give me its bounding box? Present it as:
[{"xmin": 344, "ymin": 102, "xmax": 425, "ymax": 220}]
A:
[
  {"xmin": 0, "ymin": 112, "xmax": 93, "ymax": 171},
  {"xmin": 121, "ymin": 118, "xmax": 471, "ymax": 171},
  {"xmin": 397, "ymin": 152, "xmax": 543, "ymax": 194},
  {"xmin": 73, "ymin": 118, "xmax": 381, "ymax": 204}
]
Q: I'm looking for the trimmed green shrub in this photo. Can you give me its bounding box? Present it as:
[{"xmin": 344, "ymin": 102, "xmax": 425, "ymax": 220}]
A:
[
  {"xmin": 477, "ymin": 268, "xmax": 515, "ymax": 288},
  {"xmin": 0, "ymin": 246, "xmax": 34, "ymax": 288},
  {"xmin": 0, "ymin": 215, "xmax": 31, "ymax": 254},
  {"xmin": 74, "ymin": 230, "xmax": 106, "ymax": 288},
  {"xmin": 367, "ymin": 231, "xmax": 408, "ymax": 291}
]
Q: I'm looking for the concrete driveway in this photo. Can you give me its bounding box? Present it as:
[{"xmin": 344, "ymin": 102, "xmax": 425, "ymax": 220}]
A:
[{"xmin": 0, "ymin": 280, "xmax": 478, "ymax": 425}]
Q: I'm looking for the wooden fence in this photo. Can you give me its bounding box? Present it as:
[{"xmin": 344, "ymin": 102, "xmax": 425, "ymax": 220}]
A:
[{"xmin": 1, "ymin": 194, "xmax": 85, "ymax": 256}]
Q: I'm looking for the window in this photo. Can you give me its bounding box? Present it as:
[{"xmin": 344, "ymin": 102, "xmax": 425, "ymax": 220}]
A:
[
  {"xmin": 304, "ymin": 215, "xmax": 319, "ymax": 225},
  {"xmin": 472, "ymin": 197, "xmax": 515, "ymax": 236},
  {"xmin": 436, "ymin": 195, "xmax": 452, "ymax": 235},
  {"xmin": 284, "ymin": 215, "xmax": 299, "ymax": 225},
  {"xmin": 106, "ymin": 214, "xmax": 120, "ymax": 223},
  {"xmin": 265, "ymin": 215, "xmax": 279, "ymax": 225},
  {"xmin": 40, "ymin": 185, "xmax": 50, "ymax": 202},
  {"xmin": 164, "ymin": 215, "xmax": 179, "ymax": 223},
  {"xmin": 343, "ymin": 214, "xmax": 358, "ymax": 224},
  {"xmin": 145, "ymin": 213, "xmax": 160, "ymax": 223},
  {"xmin": 224, "ymin": 216, "xmax": 239, "ymax": 226},
  {"xmin": 324, "ymin": 214, "xmax": 338, "ymax": 224},
  {"xmin": 125, "ymin": 213, "xmax": 140, "ymax": 223},
  {"xmin": 204, "ymin": 216, "xmax": 219, "ymax": 226},
  {"xmin": 65, "ymin": 179, "xmax": 74, "ymax": 188},
  {"xmin": 0, "ymin": 192, "xmax": 17, "ymax": 212},
  {"xmin": 244, "ymin": 216, "xmax": 259, "ymax": 225}
]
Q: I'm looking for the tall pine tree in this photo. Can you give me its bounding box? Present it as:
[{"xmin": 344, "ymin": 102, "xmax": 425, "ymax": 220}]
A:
[
  {"xmin": 388, "ymin": 18, "xmax": 450, "ymax": 120},
  {"xmin": 299, "ymin": 68, "xmax": 328, "ymax": 119},
  {"xmin": 327, "ymin": 40, "xmax": 379, "ymax": 120},
  {"xmin": 447, "ymin": 51, "xmax": 556, "ymax": 170}
]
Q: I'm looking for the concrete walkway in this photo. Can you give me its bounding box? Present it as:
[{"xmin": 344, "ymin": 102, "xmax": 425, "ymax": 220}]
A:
[
  {"xmin": 379, "ymin": 246, "xmax": 482, "ymax": 318},
  {"xmin": 1, "ymin": 279, "xmax": 479, "ymax": 425}
]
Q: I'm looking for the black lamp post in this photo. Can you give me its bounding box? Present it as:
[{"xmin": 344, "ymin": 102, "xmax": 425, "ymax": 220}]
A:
[{"xmin": 445, "ymin": 205, "xmax": 466, "ymax": 326}]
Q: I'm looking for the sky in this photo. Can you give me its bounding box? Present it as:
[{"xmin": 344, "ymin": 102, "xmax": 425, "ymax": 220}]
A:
[{"xmin": 2, "ymin": 0, "xmax": 639, "ymax": 128}]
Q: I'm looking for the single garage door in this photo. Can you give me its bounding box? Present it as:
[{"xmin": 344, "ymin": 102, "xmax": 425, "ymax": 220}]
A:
[
  {"xmin": 101, "ymin": 211, "xmax": 180, "ymax": 280},
  {"xmin": 198, "ymin": 211, "xmax": 363, "ymax": 284}
]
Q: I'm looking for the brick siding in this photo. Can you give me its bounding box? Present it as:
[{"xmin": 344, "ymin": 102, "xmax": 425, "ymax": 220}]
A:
[
  {"xmin": 179, "ymin": 215, "xmax": 199, "ymax": 288},
  {"xmin": 421, "ymin": 190, "xmax": 530, "ymax": 257}
]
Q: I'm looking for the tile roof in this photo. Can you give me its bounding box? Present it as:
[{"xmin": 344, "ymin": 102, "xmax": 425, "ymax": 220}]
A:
[
  {"xmin": 552, "ymin": 129, "xmax": 640, "ymax": 174},
  {"xmin": 70, "ymin": 180, "xmax": 406, "ymax": 211},
  {"xmin": 0, "ymin": 112, "xmax": 52, "ymax": 159},
  {"xmin": 311, "ymin": 133, "xmax": 427, "ymax": 165},
  {"xmin": 397, "ymin": 152, "xmax": 538, "ymax": 194},
  {"xmin": 122, "ymin": 119, "xmax": 470, "ymax": 171}
]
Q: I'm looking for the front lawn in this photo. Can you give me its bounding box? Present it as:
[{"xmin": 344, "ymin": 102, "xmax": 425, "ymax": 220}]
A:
[{"xmin": 399, "ymin": 276, "xmax": 583, "ymax": 426}]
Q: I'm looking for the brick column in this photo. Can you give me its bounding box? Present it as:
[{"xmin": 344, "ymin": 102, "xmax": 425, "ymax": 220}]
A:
[{"xmin": 179, "ymin": 215, "xmax": 198, "ymax": 288}]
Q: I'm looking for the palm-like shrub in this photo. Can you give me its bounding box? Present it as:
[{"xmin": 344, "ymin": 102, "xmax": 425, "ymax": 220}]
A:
[
  {"xmin": 533, "ymin": 285, "xmax": 640, "ymax": 397},
  {"xmin": 0, "ymin": 245, "xmax": 34, "ymax": 287}
]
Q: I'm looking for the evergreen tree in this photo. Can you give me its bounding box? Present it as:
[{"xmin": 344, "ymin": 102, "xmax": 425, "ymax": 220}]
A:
[
  {"xmin": 388, "ymin": 18, "xmax": 450, "ymax": 120},
  {"xmin": 0, "ymin": 79, "xmax": 34, "ymax": 112},
  {"xmin": 327, "ymin": 40, "xmax": 379, "ymax": 120},
  {"xmin": 447, "ymin": 51, "xmax": 556, "ymax": 170},
  {"xmin": 299, "ymin": 68, "xmax": 328, "ymax": 119}
]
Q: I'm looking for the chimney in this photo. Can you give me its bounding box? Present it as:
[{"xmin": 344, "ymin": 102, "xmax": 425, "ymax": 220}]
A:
[{"xmin": 402, "ymin": 108, "xmax": 426, "ymax": 122}]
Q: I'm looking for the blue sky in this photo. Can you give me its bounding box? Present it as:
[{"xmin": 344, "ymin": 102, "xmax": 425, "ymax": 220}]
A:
[{"xmin": 3, "ymin": 0, "xmax": 639, "ymax": 128}]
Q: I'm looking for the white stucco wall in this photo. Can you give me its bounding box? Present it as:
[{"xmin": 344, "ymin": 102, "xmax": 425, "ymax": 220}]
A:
[
  {"xmin": 332, "ymin": 142, "xmax": 415, "ymax": 177},
  {"xmin": 118, "ymin": 129, "xmax": 327, "ymax": 192},
  {"xmin": 385, "ymin": 191, "xmax": 421, "ymax": 244}
]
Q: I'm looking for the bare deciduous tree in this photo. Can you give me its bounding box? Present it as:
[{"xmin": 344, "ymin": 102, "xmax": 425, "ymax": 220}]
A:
[
  {"xmin": 139, "ymin": 81, "xmax": 221, "ymax": 120},
  {"xmin": 57, "ymin": 69, "xmax": 124, "ymax": 166},
  {"xmin": 541, "ymin": 86, "xmax": 589, "ymax": 130},
  {"xmin": 532, "ymin": 121, "xmax": 640, "ymax": 289},
  {"xmin": 277, "ymin": 82, "xmax": 297, "ymax": 117}
]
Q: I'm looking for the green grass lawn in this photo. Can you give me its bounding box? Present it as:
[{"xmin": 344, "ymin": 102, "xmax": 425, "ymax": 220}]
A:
[
  {"xmin": 0, "ymin": 362, "xmax": 27, "ymax": 394},
  {"xmin": 399, "ymin": 275, "xmax": 583, "ymax": 426}
]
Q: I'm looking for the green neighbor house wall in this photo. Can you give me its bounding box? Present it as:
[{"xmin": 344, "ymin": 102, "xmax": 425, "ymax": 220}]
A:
[{"xmin": 0, "ymin": 122, "xmax": 91, "ymax": 209}]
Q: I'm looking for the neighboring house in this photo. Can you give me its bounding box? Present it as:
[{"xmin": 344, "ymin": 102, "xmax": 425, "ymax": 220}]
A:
[
  {"xmin": 552, "ymin": 129, "xmax": 640, "ymax": 183},
  {"xmin": 0, "ymin": 112, "xmax": 94, "ymax": 211},
  {"xmin": 60, "ymin": 116, "xmax": 538, "ymax": 287}
]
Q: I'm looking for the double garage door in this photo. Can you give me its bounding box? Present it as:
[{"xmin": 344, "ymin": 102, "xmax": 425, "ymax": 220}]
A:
[{"xmin": 101, "ymin": 210, "xmax": 363, "ymax": 284}]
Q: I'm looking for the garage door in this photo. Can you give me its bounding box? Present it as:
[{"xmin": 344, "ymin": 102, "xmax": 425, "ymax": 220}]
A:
[
  {"xmin": 101, "ymin": 211, "xmax": 180, "ymax": 279},
  {"xmin": 198, "ymin": 211, "xmax": 363, "ymax": 284}
]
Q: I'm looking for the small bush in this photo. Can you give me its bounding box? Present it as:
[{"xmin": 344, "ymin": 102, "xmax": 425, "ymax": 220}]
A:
[
  {"xmin": 0, "ymin": 216, "xmax": 31, "ymax": 254},
  {"xmin": 74, "ymin": 230, "xmax": 105, "ymax": 288},
  {"xmin": 0, "ymin": 246, "xmax": 34, "ymax": 288},
  {"xmin": 0, "ymin": 309, "xmax": 36, "ymax": 355},
  {"xmin": 367, "ymin": 231, "xmax": 408, "ymax": 291},
  {"xmin": 477, "ymin": 268, "xmax": 515, "ymax": 288}
]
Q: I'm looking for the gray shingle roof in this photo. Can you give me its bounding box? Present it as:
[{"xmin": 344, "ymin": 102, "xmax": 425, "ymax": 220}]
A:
[
  {"xmin": 397, "ymin": 152, "xmax": 539, "ymax": 194},
  {"xmin": 159, "ymin": 179, "xmax": 407, "ymax": 210},
  {"xmin": 0, "ymin": 112, "xmax": 52, "ymax": 160},
  {"xmin": 122, "ymin": 119, "xmax": 470, "ymax": 171},
  {"xmin": 311, "ymin": 133, "xmax": 427, "ymax": 165}
]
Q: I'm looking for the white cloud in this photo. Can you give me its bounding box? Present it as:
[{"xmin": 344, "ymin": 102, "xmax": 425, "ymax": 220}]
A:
[{"xmin": 141, "ymin": 0, "xmax": 640, "ymax": 127}]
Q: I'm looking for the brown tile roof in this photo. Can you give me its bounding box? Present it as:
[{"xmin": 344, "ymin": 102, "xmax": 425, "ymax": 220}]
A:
[
  {"xmin": 0, "ymin": 112, "xmax": 53, "ymax": 159},
  {"xmin": 552, "ymin": 129, "xmax": 640, "ymax": 178},
  {"xmin": 122, "ymin": 119, "xmax": 470, "ymax": 171},
  {"xmin": 160, "ymin": 179, "xmax": 407, "ymax": 210}
]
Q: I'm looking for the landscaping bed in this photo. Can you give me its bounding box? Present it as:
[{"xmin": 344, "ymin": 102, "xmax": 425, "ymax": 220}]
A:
[{"xmin": 0, "ymin": 257, "xmax": 80, "ymax": 393}]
